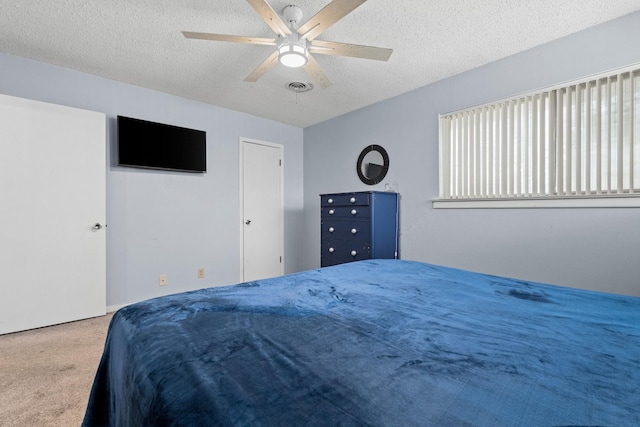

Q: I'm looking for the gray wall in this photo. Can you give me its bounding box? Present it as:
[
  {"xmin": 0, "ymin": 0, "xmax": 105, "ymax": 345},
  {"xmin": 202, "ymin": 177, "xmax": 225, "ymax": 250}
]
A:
[
  {"xmin": 0, "ymin": 53, "xmax": 304, "ymax": 309},
  {"xmin": 303, "ymin": 12, "xmax": 640, "ymax": 297}
]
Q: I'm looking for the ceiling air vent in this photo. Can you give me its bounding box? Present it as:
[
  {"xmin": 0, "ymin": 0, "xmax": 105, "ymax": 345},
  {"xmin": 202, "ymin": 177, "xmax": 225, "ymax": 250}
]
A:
[{"xmin": 286, "ymin": 81, "xmax": 314, "ymax": 93}]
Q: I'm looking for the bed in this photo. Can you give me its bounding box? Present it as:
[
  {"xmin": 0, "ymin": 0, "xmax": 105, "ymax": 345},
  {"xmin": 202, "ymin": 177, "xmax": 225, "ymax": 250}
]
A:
[{"xmin": 83, "ymin": 259, "xmax": 640, "ymax": 426}]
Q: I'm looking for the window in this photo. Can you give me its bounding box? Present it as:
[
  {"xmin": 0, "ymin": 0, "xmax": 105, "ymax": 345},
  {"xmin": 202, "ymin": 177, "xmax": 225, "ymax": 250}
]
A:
[{"xmin": 437, "ymin": 66, "xmax": 640, "ymax": 207}]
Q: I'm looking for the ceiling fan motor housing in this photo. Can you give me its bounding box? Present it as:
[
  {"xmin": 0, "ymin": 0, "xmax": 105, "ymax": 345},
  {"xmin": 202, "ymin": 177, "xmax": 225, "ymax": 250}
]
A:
[{"xmin": 278, "ymin": 6, "xmax": 308, "ymax": 68}]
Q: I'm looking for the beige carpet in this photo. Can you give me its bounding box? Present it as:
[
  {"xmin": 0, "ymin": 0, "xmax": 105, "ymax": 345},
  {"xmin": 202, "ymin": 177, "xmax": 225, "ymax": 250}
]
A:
[{"xmin": 0, "ymin": 313, "xmax": 113, "ymax": 426}]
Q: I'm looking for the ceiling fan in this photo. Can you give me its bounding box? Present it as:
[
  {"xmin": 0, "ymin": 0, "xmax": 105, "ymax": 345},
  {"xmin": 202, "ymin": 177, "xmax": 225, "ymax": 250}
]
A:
[{"xmin": 182, "ymin": 0, "xmax": 393, "ymax": 88}]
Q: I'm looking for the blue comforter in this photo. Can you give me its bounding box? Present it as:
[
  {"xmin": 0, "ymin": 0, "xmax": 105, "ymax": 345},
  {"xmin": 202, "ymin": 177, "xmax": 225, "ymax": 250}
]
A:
[{"xmin": 83, "ymin": 260, "xmax": 640, "ymax": 426}]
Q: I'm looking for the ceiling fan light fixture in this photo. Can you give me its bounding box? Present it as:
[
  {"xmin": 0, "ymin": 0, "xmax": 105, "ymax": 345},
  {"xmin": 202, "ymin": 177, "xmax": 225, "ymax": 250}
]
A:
[{"xmin": 278, "ymin": 35, "xmax": 308, "ymax": 68}]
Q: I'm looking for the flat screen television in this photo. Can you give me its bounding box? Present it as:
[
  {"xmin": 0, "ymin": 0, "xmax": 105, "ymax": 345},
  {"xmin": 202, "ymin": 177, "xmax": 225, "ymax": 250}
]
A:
[{"xmin": 117, "ymin": 115, "xmax": 206, "ymax": 173}]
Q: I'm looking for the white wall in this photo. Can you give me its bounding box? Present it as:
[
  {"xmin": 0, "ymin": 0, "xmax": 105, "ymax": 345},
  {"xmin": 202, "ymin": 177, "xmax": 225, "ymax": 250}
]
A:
[
  {"xmin": 303, "ymin": 12, "xmax": 640, "ymax": 297},
  {"xmin": 0, "ymin": 53, "xmax": 304, "ymax": 309}
]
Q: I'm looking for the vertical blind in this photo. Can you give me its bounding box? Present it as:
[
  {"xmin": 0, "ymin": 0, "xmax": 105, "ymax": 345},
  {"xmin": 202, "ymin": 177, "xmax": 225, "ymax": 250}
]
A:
[{"xmin": 439, "ymin": 67, "xmax": 640, "ymax": 200}]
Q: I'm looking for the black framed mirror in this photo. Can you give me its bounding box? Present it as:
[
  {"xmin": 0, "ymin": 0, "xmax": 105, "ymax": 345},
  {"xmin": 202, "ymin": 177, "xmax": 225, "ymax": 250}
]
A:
[{"xmin": 357, "ymin": 144, "xmax": 389, "ymax": 185}]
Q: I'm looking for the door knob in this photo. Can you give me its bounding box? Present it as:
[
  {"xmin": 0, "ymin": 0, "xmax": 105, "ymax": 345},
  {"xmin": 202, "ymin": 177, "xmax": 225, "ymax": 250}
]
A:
[
  {"xmin": 245, "ymin": 220, "xmax": 251, "ymax": 225},
  {"xmin": 91, "ymin": 223, "xmax": 104, "ymax": 231}
]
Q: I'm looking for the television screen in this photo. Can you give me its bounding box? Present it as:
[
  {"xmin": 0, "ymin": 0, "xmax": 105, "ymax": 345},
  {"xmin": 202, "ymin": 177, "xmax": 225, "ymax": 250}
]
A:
[{"xmin": 117, "ymin": 116, "xmax": 206, "ymax": 173}]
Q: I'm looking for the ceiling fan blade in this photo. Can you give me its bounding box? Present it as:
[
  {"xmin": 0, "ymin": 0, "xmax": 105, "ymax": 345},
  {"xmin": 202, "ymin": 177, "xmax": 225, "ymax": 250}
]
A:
[
  {"xmin": 309, "ymin": 40, "xmax": 392, "ymax": 61},
  {"xmin": 246, "ymin": 0, "xmax": 292, "ymax": 37},
  {"xmin": 244, "ymin": 50, "xmax": 279, "ymax": 82},
  {"xmin": 182, "ymin": 31, "xmax": 276, "ymax": 46},
  {"xmin": 304, "ymin": 55, "xmax": 332, "ymax": 89},
  {"xmin": 297, "ymin": 0, "xmax": 366, "ymax": 41}
]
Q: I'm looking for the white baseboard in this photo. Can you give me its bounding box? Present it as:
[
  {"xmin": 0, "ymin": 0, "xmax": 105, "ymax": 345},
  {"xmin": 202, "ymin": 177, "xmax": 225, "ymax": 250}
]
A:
[{"xmin": 106, "ymin": 303, "xmax": 131, "ymax": 313}]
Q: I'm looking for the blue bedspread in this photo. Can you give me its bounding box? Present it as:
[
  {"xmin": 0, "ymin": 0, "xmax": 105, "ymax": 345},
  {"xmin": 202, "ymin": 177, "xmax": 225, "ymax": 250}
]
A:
[{"xmin": 83, "ymin": 260, "xmax": 640, "ymax": 426}]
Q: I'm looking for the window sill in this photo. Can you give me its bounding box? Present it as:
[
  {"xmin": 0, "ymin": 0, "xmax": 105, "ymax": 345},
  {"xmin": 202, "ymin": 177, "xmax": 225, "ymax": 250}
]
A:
[{"xmin": 432, "ymin": 195, "xmax": 640, "ymax": 209}]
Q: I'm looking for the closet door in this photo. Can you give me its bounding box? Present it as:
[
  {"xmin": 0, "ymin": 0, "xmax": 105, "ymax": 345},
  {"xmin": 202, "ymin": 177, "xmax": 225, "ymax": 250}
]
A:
[
  {"xmin": 0, "ymin": 94, "xmax": 106, "ymax": 335},
  {"xmin": 240, "ymin": 138, "xmax": 283, "ymax": 282}
]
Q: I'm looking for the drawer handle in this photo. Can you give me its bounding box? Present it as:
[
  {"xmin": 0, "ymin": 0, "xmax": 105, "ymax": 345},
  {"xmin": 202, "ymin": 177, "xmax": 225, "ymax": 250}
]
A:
[
  {"xmin": 328, "ymin": 247, "xmax": 335, "ymax": 253},
  {"xmin": 328, "ymin": 198, "xmax": 334, "ymax": 204},
  {"xmin": 351, "ymin": 228, "xmax": 357, "ymax": 235},
  {"xmin": 351, "ymin": 250, "xmax": 357, "ymax": 257},
  {"xmin": 329, "ymin": 209, "xmax": 335, "ymax": 215},
  {"xmin": 349, "ymin": 197, "xmax": 356, "ymax": 203},
  {"xmin": 328, "ymin": 227, "xmax": 335, "ymax": 233},
  {"xmin": 351, "ymin": 209, "xmax": 357, "ymax": 215}
]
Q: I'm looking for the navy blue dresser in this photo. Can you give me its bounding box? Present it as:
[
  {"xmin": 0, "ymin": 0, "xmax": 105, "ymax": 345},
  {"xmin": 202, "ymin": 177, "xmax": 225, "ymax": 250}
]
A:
[{"xmin": 320, "ymin": 191, "xmax": 399, "ymax": 267}]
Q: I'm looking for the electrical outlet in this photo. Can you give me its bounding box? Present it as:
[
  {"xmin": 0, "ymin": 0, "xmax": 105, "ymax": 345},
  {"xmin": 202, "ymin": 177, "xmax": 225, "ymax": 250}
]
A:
[
  {"xmin": 197, "ymin": 268, "xmax": 205, "ymax": 279},
  {"xmin": 159, "ymin": 275, "xmax": 168, "ymax": 286}
]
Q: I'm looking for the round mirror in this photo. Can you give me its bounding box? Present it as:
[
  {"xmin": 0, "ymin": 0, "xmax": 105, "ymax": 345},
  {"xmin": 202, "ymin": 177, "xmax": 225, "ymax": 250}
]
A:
[{"xmin": 357, "ymin": 144, "xmax": 389, "ymax": 185}]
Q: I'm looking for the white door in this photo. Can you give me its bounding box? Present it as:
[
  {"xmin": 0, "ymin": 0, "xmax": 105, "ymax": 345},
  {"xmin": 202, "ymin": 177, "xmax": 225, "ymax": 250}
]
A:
[
  {"xmin": 0, "ymin": 94, "xmax": 106, "ymax": 335},
  {"xmin": 240, "ymin": 139, "xmax": 283, "ymax": 282}
]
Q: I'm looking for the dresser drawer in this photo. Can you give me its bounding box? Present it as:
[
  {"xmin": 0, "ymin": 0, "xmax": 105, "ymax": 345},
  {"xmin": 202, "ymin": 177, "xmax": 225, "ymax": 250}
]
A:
[
  {"xmin": 321, "ymin": 206, "xmax": 371, "ymax": 219},
  {"xmin": 321, "ymin": 193, "xmax": 370, "ymax": 207},
  {"xmin": 321, "ymin": 241, "xmax": 371, "ymax": 266},
  {"xmin": 321, "ymin": 220, "xmax": 370, "ymax": 242}
]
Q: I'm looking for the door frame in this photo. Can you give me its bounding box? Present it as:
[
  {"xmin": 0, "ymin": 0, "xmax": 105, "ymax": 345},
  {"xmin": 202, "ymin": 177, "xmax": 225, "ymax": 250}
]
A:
[{"xmin": 238, "ymin": 137, "xmax": 284, "ymax": 282}]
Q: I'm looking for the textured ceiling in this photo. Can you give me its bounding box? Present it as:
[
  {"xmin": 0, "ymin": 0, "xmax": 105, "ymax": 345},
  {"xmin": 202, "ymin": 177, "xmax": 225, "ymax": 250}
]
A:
[{"xmin": 1, "ymin": 1, "xmax": 640, "ymax": 127}]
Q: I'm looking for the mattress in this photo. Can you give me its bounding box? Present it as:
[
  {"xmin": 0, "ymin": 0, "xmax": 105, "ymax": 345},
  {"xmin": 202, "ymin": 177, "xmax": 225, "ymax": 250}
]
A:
[{"xmin": 83, "ymin": 259, "xmax": 640, "ymax": 426}]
